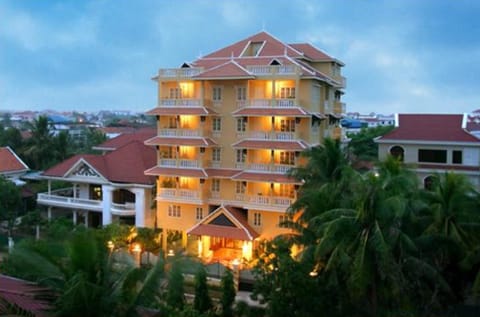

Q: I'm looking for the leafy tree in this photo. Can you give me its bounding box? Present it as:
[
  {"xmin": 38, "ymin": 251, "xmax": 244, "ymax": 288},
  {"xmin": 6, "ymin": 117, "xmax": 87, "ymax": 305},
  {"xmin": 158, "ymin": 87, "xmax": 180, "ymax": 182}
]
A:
[
  {"xmin": 347, "ymin": 125, "xmax": 394, "ymax": 161},
  {"xmin": 167, "ymin": 260, "xmax": 185, "ymax": 310},
  {"xmin": 0, "ymin": 176, "xmax": 22, "ymax": 234},
  {"xmin": 23, "ymin": 115, "xmax": 55, "ymax": 169},
  {"xmin": 193, "ymin": 267, "xmax": 212, "ymax": 313},
  {"xmin": 220, "ymin": 269, "xmax": 236, "ymax": 317},
  {"xmin": 0, "ymin": 125, "xmax": 23, "ymax": 151}
]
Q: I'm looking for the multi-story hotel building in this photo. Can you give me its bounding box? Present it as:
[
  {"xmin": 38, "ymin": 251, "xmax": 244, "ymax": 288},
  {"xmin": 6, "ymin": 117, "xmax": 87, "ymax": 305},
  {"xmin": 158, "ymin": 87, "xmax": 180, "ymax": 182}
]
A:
[{"xmin": 145, "ymin": 31, "xmax": 346, "ymax": 263}]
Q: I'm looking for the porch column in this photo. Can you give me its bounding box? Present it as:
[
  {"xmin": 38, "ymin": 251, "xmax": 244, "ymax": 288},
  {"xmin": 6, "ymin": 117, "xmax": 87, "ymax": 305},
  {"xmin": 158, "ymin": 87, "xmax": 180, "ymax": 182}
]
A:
[
  {"xmin": 73, "ymin": 210, "xmax": 77, "ymax": 225},
  {"xmin": 47, "ymin": 180, "xmax": 51, "ymax": 194},
  {"xmin": 133, "ymin": 188, "xmax": 145, "ymax": 227},
  {"xmin": 181, "ymin": 231, "xmax": 188, "ymax": 250},
  {"xmin": 161, "ymin": 230, "xmax": 168, "ymax": 256},
  {"xmin": 102, "ymin": 185, "xmax": 114, "ymax": 226},
  {"xmin": 84, "ymin": 211, "xmax": 89, "ymax": 227},
  {"xmin": 47, "ymin": 207, "xmax": 52, "ymax": 222}
]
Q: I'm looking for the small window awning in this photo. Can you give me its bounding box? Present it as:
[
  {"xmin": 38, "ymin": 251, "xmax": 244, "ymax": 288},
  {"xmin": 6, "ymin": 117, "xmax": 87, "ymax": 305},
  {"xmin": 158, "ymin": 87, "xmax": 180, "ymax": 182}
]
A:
[
  {"xmin": 145, "ymin": 136, "xmax": 217, "ymax": 147},
  {"xmin": 144, "ymin": 166, "xmax": 208, "ymax": 178},
  {"xmin": 232, "ymin": 139, "xmax": 309, "ymax": 150}
]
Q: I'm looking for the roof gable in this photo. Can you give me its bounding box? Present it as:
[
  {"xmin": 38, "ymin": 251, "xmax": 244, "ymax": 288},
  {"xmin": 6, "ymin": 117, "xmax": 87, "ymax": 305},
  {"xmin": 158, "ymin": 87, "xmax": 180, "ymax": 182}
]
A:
[
  {"xmin": 0, "ymin": 146, "xmax": 29, "ymax": 174},
  {"xmin": 378, "ymin": 114, "xmax": 480, "ymax": 143},
  {"xmin": 193, "ymin": 60, "xmax": 254, "ymax": 79}
]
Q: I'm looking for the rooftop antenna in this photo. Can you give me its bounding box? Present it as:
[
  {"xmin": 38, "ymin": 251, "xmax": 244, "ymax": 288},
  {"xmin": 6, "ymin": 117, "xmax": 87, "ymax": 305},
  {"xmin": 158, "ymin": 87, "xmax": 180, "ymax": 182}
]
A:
[
  {"xmin": 262, "ymin": 21, "xmax": 266, "ymax": 31},
  {"xmin": 197, "ymin": 51, "xmax": 203, "ymax": 59}
]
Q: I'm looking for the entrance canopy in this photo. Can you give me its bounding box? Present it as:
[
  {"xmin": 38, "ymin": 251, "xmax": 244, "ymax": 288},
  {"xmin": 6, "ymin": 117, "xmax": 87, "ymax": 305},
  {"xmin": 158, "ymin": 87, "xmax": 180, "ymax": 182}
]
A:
[{"xmin": 187, "ymin": 205, "xmax": 258, "ymax": 241}]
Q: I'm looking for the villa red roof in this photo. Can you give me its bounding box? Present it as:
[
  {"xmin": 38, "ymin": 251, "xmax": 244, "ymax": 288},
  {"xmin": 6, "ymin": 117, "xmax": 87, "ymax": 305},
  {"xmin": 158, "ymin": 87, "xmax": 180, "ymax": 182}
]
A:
[
  {"xmin": 378, "ymin": 114, "xmax": 480, "ymax": 143},
  {"xmin": 94, "ymin": 129, "xmax": 156, "ymax": 151},
  {"xmin": 43, "ymin": 141, "xmax": 156, "ymax": 185},
  {"xmin": 0, "ymin": 274, "xmax": 53, "ymax": 317},
  {"xmin": 288, "ymin": 43, "xmax": 334, "ymax": 61},
  {"xmin": 0, "ymin": 146, "xmax": 29, "ymax": 174},
  {"xmin": 205, "ymin": 168, "xmax": 241, "ymax": 178},
  {"xmin": 233, "ymin": 139, "xmax": 309, "ymax": 150},
  {"xmin": 188, "ymin": 224, "xmax": 253, "ymax": 240}
]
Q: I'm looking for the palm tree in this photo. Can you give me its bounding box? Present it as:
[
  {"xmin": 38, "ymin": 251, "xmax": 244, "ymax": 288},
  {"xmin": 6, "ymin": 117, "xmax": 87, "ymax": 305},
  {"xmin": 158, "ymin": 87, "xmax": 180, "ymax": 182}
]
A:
[
  {"xmin": 24, "ymin": 115, "xmax": 55, "ymax": 169},
  {"xmin": 3, "ymin": 227, "xmax": 165, "ymax": 316}
]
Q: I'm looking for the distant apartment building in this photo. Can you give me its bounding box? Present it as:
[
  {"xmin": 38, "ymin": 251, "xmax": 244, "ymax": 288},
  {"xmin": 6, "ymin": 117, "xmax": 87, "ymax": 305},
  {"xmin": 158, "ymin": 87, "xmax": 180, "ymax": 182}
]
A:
[
  {"xmin": 376, "ymin": 114, "xmax": 480, "ymax": 188},
  {"xmin": 145, "ymin": 31, "xmax": 346, "ymax": 262}
]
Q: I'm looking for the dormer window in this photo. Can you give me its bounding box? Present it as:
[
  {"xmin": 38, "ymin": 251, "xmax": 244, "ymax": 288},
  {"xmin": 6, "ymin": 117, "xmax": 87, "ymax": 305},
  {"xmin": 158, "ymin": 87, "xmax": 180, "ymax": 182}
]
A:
[
  {"xmin": 241, "ymin": 41, "xmax": 265, "ymax": 57},
  {"xmin": 270, "ymin": 59, "xmax": 281, "ymax": 66},
  {"xmin": 180, "ymin": 62, "xmax": 191, "ymax": 68}
]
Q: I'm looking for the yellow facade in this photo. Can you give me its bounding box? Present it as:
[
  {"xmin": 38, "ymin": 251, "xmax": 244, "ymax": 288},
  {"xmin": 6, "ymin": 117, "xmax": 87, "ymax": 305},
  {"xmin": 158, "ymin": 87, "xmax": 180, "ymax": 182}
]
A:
[{"xmin": 146, "ymin": 32, "xmax": 345, "ymax": 264}]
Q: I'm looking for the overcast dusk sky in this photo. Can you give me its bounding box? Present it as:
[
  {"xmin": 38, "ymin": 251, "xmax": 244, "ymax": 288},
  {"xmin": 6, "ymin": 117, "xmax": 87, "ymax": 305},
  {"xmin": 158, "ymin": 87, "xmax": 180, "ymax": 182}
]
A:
[{"xmin": 1, "ymin": 0, "xmax": 479, "ymax": 115}]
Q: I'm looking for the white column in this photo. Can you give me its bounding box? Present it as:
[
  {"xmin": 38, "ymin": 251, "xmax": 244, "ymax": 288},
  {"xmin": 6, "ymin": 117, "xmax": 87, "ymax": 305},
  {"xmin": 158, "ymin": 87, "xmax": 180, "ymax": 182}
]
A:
[
  {"xmin": 73, "ymin": 210, "xmax": 77, "ymax": 225},
  {"xmin": 133, "ymin": 188, "xmax": 145, "ymax": 227},
  {"xmin": 84, "ymin": 211, "xmax": 89, "ymax": 227},
  {"xmin": 47, "ymin": 207, "xmax": 52, "ymax": 221},
  {"xmin": 102, "ymin": 185, "xmax": 114, "ymax": 226}
]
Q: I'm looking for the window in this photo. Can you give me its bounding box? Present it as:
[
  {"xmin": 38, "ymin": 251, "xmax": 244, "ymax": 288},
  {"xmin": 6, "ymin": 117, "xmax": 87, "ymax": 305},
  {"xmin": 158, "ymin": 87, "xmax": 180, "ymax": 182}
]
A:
[
  {"xmin": 418, "ymin": 149, "xmax": 447, "ymax": 163},
  {"xmin": 212, "ymin": 117, "xmax": 222, "ymax": 132},
  {"xmin": 212, "ymin": 87, "xmax": 223, "ymax": 101},
  {"xmin": 236, "ymin": 87, "xmax": 247, "ymax": 101},
  {"xmin": 236, "ymin": 117, "xmax": 247, "ymax": 132},
  {"xmin": 211, "ymin": 179, "xmax": 220, "ymax": 192},
  {"xmin": 278, "ymin": 214, "xmax": 293, "ymax": 228},
  {"xmin": 280, "ymin": 87, "xmax": 295, "ymax": 99},
  {"xmin": 452, "ymin": 150, "xmax": 462, "ymax": 164},
  {"xmin": 280, "ymin": 151, "xmax": 295, "ymax": 165},
  {"xmin": 280, "ymin": 119, "xmax": 295, "ymax": 132},
  {"xmin": 253, "ymin": 212, "xmax": 262, "ymax": 226},
  {"xmin": 212, "ymin": 148, "xmax": 221, "ymax": 162},
  {"xmin": 277, "ymin": 184, "xmax": 293, "ymax": 197},
  {"xmin": 390, "ymin": 146, "xmax": 404, "ymax": 162},
  {"xmin": 196, "ymin": 207, "xmax": 203, "ymax": 220},
  {"xmin": 236, "ymin": 181, "xmax": 246, "ymax": 194},
  {"xmin": 236, "ymin": 149, "xmax": 247, "ymax": 163},
  {"xmin": 168, "ymin": 205, "xmax": 181, "ymax": 217},
  {"xmin": 169, "ymin": 88, "xmax": 182, "ymax": 99}
]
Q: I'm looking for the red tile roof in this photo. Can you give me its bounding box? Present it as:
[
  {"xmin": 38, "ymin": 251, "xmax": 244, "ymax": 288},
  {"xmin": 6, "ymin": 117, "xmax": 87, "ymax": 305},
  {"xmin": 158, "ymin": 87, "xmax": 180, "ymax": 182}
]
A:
[
  {"xmin": 232, "ymin": 139, "xmax": 309, "ymax": 150},
  {"xmin": 232, "ymin": 107, "xmax": 310, "ymax": 117},
  {"xmin": 378, "ymin": 114, "xmax": 480, "ymax": 143},
  {"xmin": 144, "ymin": 136, "xmax": 217, "ymax": 147},
  {"xmin": 94, "ymin": 128, "xmax": 156, "ymax": 151},
  {"xmin": 144, "ymin": 166, "xmax": 208, "ymax": 178},
  {"xmin": 192, "ymin": 60, "xmax": 254, "ymax": 79},
  {"xmin": 288, "ymin": 43, "xmax": 334, "ymax": 61},
  {"xmin": 145, "ymin": 107, "xmax": 216, "ymax": 116},
  {"xmin": 0, "ymin": 274, "xmax": 53, "ymax": 317},
  {"xmin": 43, "ymin": 141, "xmax": 156, "ymax": 185},
  {"xmin": 0, "ymin": 146, "xmax": 29, "ymax": 174},
  {"xmin": 231, "ymin": 171, "xmax": 299, "ymax": 184},
  {"xmin": 205, "ymin": 168, "xmax": 241, "ymax": 178},
  {"xmin": 187, "ymin": 205, "xmax": 258, "ymax": 240}
]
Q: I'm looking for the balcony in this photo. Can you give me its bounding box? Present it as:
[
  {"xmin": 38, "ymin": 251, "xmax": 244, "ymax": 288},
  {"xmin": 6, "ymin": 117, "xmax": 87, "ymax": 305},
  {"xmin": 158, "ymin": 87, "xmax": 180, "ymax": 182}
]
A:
[
  {"xmin": 246, "ymin": 65, "xmax": 298, "ymax": 76},
  {"xmin": 157, "ymin": 68, "xmax": 203, "ymax": 79},
  {"xmin": 247, "ymin": 195, "xmax": 293, "ymax": 208},
  {"xmin": 159, "ymin": 99, "xmax": 205, "ymax": 107},
  {"xmin": 159, "ymin": 158, "xmax": 200, "ymax": 168},
  {"xmin": 37, "ymin": 188, "xmax": 102, "ymax": 212},
  {"xmin": 247, "ymin": 163, "xmax": 293, "ymax": 174},
  {"xmin": 110, "ymin": 202, "xmax": 136, "ymax": 216},
  {"xmin": 158, "ymin": 128, "xmax": 203, "ymax": 137},
  {"xmin": 249, "ymin": 131, "xmax": 298, "ymax": 140},
  {"xmin": 333, "ymin": 101, "xmax": 346, "ymax": 114},
  {"xmin": 158, "ymin": 188, "xmax": 202, "ymax": 203},
  {"xmin": 241, "ymin": 99, "xmax": 296, "ymax": 108}
]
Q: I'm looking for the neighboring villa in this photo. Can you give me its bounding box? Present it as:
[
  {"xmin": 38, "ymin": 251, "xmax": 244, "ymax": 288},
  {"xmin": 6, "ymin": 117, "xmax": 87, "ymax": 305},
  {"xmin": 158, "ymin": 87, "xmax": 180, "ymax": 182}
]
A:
[
  {"xmin": 376, "ymin": 114, "xmax": 480, "ymax": 188},
  {"xmin": 0, "ymin": 146, "xmax": 29, "ymax": 185},
  {"xmin": 37, "ymin": 130, "xmax": 156, "ymax": 227},
  {"xmin": 144, "ymin": 31, "xmax": 346, "ymax": 262}
]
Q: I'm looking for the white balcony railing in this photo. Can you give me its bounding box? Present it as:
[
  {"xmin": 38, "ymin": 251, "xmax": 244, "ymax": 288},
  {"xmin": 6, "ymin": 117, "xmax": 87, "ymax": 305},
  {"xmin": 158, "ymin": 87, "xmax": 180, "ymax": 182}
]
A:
[
  {"xmin": 158, "ymin": 188, "xmax": 202, "ymax": 202},
  {"xmin": 159, "ymin": 159, "xmax": 199, "ymax": 168},
  {"xmin": 159, "ymin": 99, "xmax": 203, "ymax": 107},
  {"xmin": 249, "ymin": 131, "xmax": 296, "ymax": 140},
  {"xmin": 247, "ymin": 195, "xmax": 293, "ymax": 207},
  {"xmin": 37, "ymin": 191, "xmax": 103, "ymax": 211},
  {"xmin": 247, "ymin": 163, "xmax": 293, "ymax": 173},
  {"xmin": 245, "ymin": 99, "xmax": 296, "ymax": 108},
  {"xmin": 158, "ymin": 128, "xmax": 201, "ymax": 137},
  {"xmin": 110, "ymin": 202, "xmax": 136, "ymax": 216},
  {"xmin": 158, "ymin": 68, "xmax": 203, "ymax": 78},
  {"xmin": 246, "ymin": 65, "xmax": 298, "ymax": 76}
]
